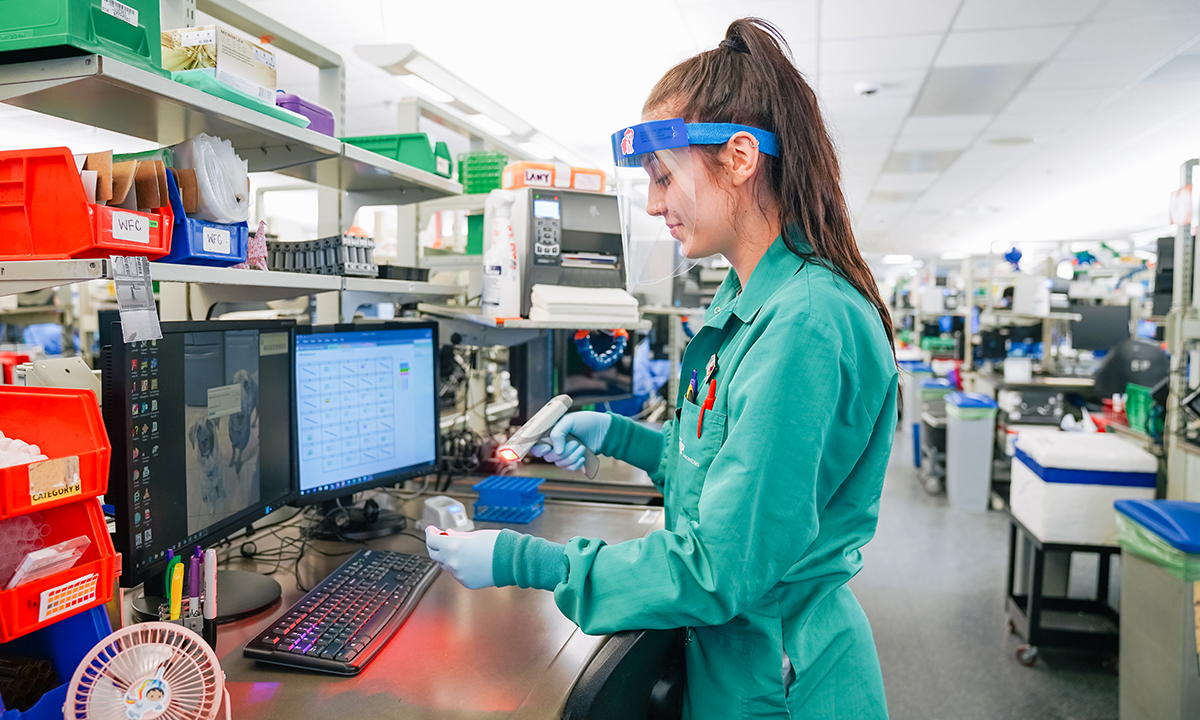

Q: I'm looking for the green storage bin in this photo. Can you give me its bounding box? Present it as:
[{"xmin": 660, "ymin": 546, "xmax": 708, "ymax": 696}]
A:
[
  {"xmin": 1126, "ymin": 382, "xmax": 1153, "ymax": 434},
  {"xmin": 434, "ymin": 141, "xmax": 452, "ymax": 178},
  {"xmin": 466, "ymin": 214, "xmax": 484, "ymax": 255},
  {"xmin": 0, "ymin": 0, "xmax": 166, "ymax": 75},
  {"xmin": 342, "ymin": 133, "xmax": 437, "ymax": 174},
  {"xmin": 458, "ymin": 151, "xmax": 507, "ymax": 194}
]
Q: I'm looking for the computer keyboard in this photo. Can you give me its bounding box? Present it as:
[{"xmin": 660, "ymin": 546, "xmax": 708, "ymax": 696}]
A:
[{"xmin": 244, "ymin": 549, "xmax": 439, "ymax": 675}]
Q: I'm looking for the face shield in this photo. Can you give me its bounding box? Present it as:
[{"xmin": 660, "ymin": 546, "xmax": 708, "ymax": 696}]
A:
[{"xmin": 610, "ymin": 119, "xmax": 779, "ymax": 290}]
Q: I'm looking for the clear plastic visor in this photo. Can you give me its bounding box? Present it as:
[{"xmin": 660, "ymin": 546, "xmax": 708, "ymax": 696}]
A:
[{"xmin": 614, "ymin": 146, "xmax": 701, "ymax": 291}]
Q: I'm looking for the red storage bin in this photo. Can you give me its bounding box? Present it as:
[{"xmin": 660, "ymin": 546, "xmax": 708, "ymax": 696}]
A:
[
  {"xmin": 0, "ymin": 499, "xmax": 118, "ymax": 643},
  {"xmin": 0, "ymin": 146, "xmax": 172, "ymax": 260},
  {"xmin": 0, "ymin": 387, "xmax": 110, "ymax": 520},
  {"xmin": 0, "ymin": 352, "xmax": 30, "ymax": 384}
]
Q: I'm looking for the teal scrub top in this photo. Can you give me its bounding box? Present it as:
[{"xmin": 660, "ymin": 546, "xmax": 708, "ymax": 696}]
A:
[{"xmin": 493, "ymin": 234, "xmax": 899, "ymax": 719}]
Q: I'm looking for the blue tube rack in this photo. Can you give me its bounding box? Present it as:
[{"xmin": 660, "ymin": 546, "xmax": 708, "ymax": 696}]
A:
[{"xmin": 472, "ymin": 476, "xmax": 545, "ymax": 524}]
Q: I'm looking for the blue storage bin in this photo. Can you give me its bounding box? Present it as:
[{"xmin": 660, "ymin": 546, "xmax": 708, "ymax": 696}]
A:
[
  {"xmin": 0, "ymin": 606, "xmax": 112, "ymax": 719},
  {"xmin": 157, "ymin": 169, "xmax": 248, "ymax": 266}
]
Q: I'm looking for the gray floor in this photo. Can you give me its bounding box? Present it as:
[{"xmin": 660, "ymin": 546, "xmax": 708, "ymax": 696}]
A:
[{"xmin": 848, "ymin": 432, "xmax": 1119, "ymax": 720}]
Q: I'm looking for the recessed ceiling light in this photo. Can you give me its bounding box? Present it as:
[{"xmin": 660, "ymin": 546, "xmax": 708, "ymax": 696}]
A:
[
  {"xmin": 989, "ymin": 136, "xmax": 1035, "ymax": 146},
  {"xmin": 883, "ymin": 254, "xmax": 914, "ymax": 264}
]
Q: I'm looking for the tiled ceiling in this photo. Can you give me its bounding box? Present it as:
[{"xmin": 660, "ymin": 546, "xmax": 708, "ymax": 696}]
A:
[
  {"xmin": 215, "ymin": 0, "xmax": 1200, "ymax": 256},
  {"xmin": 4, "ymin": 0, "xmax": 1187, "ymax": 259}
]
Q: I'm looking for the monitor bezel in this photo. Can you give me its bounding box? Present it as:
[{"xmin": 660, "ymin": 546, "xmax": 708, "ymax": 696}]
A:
[
  {"xmin": 105, "ymin": 318, "xmax": 297, "ymax": 589},
  {"xmin": 290, "ymin": 320, "xmax": 441, "ymax": 507}
]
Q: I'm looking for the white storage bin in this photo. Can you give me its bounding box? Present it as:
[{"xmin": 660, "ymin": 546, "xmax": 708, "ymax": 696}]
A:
[{"xmin": 1011, "ymin": 432, "xmax": 1156, "ymax": 545}]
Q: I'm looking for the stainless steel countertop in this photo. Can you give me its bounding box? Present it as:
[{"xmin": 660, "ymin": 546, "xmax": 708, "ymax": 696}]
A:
[{"xmin": 202, "ymin": 497, "xmax": 664, "ymax": 720}]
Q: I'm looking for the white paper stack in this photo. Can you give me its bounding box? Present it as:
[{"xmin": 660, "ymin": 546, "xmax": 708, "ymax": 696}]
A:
[{"xmin": 529, "ymin": 284, "xmax": 640, "ymax": 323}]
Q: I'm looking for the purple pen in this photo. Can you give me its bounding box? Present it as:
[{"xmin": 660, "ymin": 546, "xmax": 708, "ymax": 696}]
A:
[{"xmin": 188, "ymin": 556, "xmax": 201, "ymax": 617}]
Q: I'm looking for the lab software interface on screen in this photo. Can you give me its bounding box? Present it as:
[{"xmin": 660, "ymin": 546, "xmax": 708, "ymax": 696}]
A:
[{"xmin": 294, "ymin": 328, "xmax": 437, "ymax": 497}]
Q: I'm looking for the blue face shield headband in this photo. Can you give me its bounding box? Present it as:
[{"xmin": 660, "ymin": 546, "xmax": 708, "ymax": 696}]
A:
[{"xmin": 611, "ymin": 118, "xmax": 779, "ymax": 166}]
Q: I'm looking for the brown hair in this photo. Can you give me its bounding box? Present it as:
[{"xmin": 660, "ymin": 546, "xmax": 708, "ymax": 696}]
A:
[{"xmin": 645, "ymin": 18, "xmax": 896, "ymax": 357}]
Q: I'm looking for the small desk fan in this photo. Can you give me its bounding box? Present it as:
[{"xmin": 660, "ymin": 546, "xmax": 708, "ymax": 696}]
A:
[{"xmin": 64, "ymin": 622, "xmax": 229, "ymax": 720}]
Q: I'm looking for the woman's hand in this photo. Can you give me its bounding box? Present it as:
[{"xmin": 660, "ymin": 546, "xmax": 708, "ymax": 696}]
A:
[
  {"xmin": 529, "ymin": 411, "xmax": 611, "ymax": 472},
  {"xmin": 425, "ymin": 526, "xmax": 501, "ymax": 589}
]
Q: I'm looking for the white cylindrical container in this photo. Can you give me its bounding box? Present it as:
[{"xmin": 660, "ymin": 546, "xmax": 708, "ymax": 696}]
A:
[
  {"xmin": 482, "ymin": 189, "xmax": 520, "ymax": 318},
  {"xmin": 945, "ymin": 391, "xmax": 998, "ymax": 512}
]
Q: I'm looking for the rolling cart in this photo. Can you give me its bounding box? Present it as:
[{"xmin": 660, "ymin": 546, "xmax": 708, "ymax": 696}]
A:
[{"xmin": 1004, "ymin": 513, "xmax": 1120, "ymax": 667}]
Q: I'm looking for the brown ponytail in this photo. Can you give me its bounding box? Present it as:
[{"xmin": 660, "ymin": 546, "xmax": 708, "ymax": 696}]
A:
[{"xmin": 645, "ymin": 18, "xmax": 896, "ymax": 357}]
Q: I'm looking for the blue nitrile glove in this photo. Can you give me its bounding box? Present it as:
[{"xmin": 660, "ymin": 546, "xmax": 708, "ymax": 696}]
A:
[
  {"xmin": 425, "ymin": 525, "xmax": 501, "ymax": 589},
  {"xmin": 529, "ymin": 411, "xmax": 611, "ymax": 472}
]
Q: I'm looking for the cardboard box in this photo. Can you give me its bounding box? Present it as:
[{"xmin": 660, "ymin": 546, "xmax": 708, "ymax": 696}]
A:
[{"xmin": 161, "ymin": 25, "xmax": 277, "ymax": 102}]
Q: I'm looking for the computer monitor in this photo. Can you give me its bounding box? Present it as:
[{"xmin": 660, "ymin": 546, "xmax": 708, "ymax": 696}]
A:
[
  {"xmin": 1070, "ymin": 303, "xmax": 1131, "ymax": 352},
  {"xmin": 292, "ymin": 322, "xmax": 439, "ymax": 511},
  {"xmin": 103, "ymin": 320, "xmax": 296, "ymax": 591},
  {"xmin": 554, "ymin": 329, "xmax": 635, "ymax": 408}
]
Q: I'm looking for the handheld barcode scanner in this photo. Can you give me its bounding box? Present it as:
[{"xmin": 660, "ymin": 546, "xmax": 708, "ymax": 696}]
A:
[{"xmin": 497, "ymin": 394, "xmax": 599, "ymax": 479}]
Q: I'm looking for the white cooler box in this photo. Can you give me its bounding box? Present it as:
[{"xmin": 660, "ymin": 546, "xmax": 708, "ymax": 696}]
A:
[{"xmin": 1011, "ymin": 432, "xmax": 1156, "ymax": 545}]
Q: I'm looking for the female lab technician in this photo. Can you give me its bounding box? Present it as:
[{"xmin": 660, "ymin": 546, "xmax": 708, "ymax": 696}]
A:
[{"xmin": 428, "ymin": 18, "xmax": 898, "ymax": 719}]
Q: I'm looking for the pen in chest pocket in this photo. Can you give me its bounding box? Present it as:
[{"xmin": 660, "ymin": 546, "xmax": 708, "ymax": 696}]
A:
[{"xmin": 698, "ymin": 367, "xmax": 717, "ymax": 438}]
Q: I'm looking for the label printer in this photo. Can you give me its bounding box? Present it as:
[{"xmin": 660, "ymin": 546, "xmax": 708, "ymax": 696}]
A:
[{"xmin": 497, "ymin": 187, "xmax": 627, "ymax": 318}]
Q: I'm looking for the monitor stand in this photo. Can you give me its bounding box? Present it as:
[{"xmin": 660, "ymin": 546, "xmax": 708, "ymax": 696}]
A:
[
  {"xmin": 131, "ymin": 570, "xmax": 281, "ymax": 623},
  {"xmin": 307, "ymin": 500, "xmax": 408, "ymax": 542}
]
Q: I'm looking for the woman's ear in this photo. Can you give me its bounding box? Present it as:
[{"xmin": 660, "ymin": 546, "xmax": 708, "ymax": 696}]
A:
[{"xmin": 723, "ymin": 132, "xmax": 763, "ymax": 188}]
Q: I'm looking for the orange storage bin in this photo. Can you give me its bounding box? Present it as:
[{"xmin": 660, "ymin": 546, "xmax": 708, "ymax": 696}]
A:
[
  {"xmin": 0, "ymin": 387, "xmax": 110, "ymax": 520},
  {"xmin": 0, "ymin": 498, "xmax": 118, "ymax": 643},
  {"xmin": 0, "ymin": 146, "xmax": 172, "ymax": 260},
  {"xmin": 501, "ymin": 161, "xmax": 606, "ymax": 193}
]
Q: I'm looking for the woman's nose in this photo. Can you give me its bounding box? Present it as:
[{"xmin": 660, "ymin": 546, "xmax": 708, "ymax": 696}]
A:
[{"xmin": 646, "ymin": 185, "xmax": 666, "ymax": 217}]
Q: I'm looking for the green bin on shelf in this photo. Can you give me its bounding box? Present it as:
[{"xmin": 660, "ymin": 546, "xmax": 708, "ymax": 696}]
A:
[
  {"xmin": 342, "ymin": 133, "xmax": 439, "ymax": 175},
  {"xmin": 0, "ymin": 0, "xmax": 166, "ymax": 76},
  {"xmin": 1126, "ymin": 382, "xmax": 1153, "ymax": 434}
]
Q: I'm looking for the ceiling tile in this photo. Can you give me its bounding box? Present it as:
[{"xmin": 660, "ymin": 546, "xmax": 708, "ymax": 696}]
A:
[
  {"xmin": 874, "ymin": 172, "xmax": 941, "ymax": 191},
  {"xmin": 1003, "ymin": 87, "xmax": 1111, "ymax": 115},
  {"xmin": 820, "ymin": 34, "xmax": 942, "ymax": 74},
  {"xmin": 1057, "ymin": 15, "xmax": 1200, "ymax": 60},
  {"xmin": 983, "ymin": 112, "xmax": 1080, "ymax": 139},
  {"xmin": 912, "ymin": 64, "xmax": 1038, "ymax": 115},
  {"xmin": 680, "ymin": 1, "xmax": 820, "ymax": 46},
  {"xmin": 893, "ymin": 133, "xmax": 978, "ymax": 151},
  {"xmin": 883, "ymin": 150, "xmax": 963, "ymax": 172},
  {"xmin": 821, "ymin": 0, "xmax": 959, "ymax": 39},
  {"xmin": 935, "ymin": 26, "xmax": 1075, "ymax": 66},
  {"xmin": 827, "ymin": 117, "xmax": 907, "ymax": 140},
  {"xmin": 823, "ymin": 96, "xmax": 915, "ymax": 121},
  {"xmin": 1026, "ymin": 56, "xmax": 1164, "ymax": 90},
  {"xmin": 866, "ymin": 189, "xmax": 925, "ymax": 203},
  {"xmin": 901, "ymin": 115, "xmax": 995, "ymax": 137},
  {"xmin": 954, "ymin": 0, "xmax": 1103, "ymax": 31},
  {"xmin": 1095, "ymin": 0, "xmax": 1200, "ymax": 20},
  {"xmin": 817, "ymin": 69, "xmax": 928, "ymax": 101}
]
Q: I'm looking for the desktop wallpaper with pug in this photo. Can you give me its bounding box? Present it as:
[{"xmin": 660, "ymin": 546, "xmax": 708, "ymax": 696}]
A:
[{"xmin": 183, "ymin": 330, "xmax": 262, "ymax": 535}]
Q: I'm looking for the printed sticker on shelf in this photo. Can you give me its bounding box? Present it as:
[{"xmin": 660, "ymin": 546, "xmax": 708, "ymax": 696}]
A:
[
  {"xmin": 259, "ymin": 332, "xmax": 289, "ymax": 357},
  {"xmin": 253, "ymin": 47, "xmax": 277, "ymax": 69},
  {"xmin": 39, "ymin": 573, "xmax": 99, "ymax": 623},
  {"xmin": 207, "ymin": 383, "xmax": 243, "ymax": 420},
  {"xmin": 181, "ymin": 28, "xmax": 216, "ymax": 47},
  {"xmin": 28, "ymin": 456, "xmax": 82, "ymax": 505},
  {"xmin": 202, "ymin": 226, "xmax": 231, "ymax": 254},
  {"xmin": 111, "ymin": 212, "xmax": 150, "ymax": 244},
  {"xmin": 524, "ymin": 168, "xmax": 553, "ymax": 187},
  {"xmin": 110, "ymin": 256, "xmax": 162, "ymax": 343},
  {"xmin": 101, "ymin": 0, "xmax": 138, "ymax": 27},
  {"xmin": 437, "ymin": 156, "xmax": 450, "ymax": 176},
  {"xmin": 574, "ymin": 173, "xmax": 602, "ymax": 192}
]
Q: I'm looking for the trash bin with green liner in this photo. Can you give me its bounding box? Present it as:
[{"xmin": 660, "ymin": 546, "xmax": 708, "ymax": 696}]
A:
[
  {"xmin": 1114, "ymin": 499, "xmax": 1200, "ymax": 720},
  {"xmin": 945, "ymin": 392, "xmax": 998, "ymax": 512}
]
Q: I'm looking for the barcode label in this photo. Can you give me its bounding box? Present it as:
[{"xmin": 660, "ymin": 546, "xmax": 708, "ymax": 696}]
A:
[
  {"xmin": 253, "ymin": 47, "xmax": 276, "ymax": 69},
  {"xmin": 100, "ymin": 0, "xmax": 138, "ymax": 27}
]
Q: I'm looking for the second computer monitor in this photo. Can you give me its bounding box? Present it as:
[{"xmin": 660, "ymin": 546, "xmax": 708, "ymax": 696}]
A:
[
  {"xmin": 293, "ymin": 322, "xmax": 439, "ymax": 505},
  {"xmin": 1071, "ymin": 304, "xmax": 1132, "ymax": 352}
]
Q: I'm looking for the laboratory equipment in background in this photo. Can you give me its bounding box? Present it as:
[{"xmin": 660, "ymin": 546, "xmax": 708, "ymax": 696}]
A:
[
  {"xmin": 292, "ymin": 323, "xmax": 440, "ymax": 539},
  {"xmin": 1094, "ymin": 337, "xmax": 1169, "ymax": 400},
  {"xmin": 1012, "ymin": 275, "xmax": 1051, "ymax": 316},
  {"xmin": 944, "ymin": 392, "xmax": 998, "ymax": 513},
  {"xmin": 508, "ymin": 188, "xmax": 627, "ymax": 318},
  {"xmin": 1154, "ymin": 236, "xmax": 1174, "ymax": 317},
  {"xmin": 1115, "ymin": 500, "xmax": 1200, "ymax": 720},
  {"xmin": 497, "ymin": 394, "xmax": 599, "ymax": 479},
  {"xmin": 1069, "ymin": 303, "xmax": 1132, "ymax": 352},
  {"xmin": 555, "ymin": 329, "xmax": 635, "ymax": 408},
  {"xmin": 102, "ymin": 319, "xmax": 296, "ymax": 621}
]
